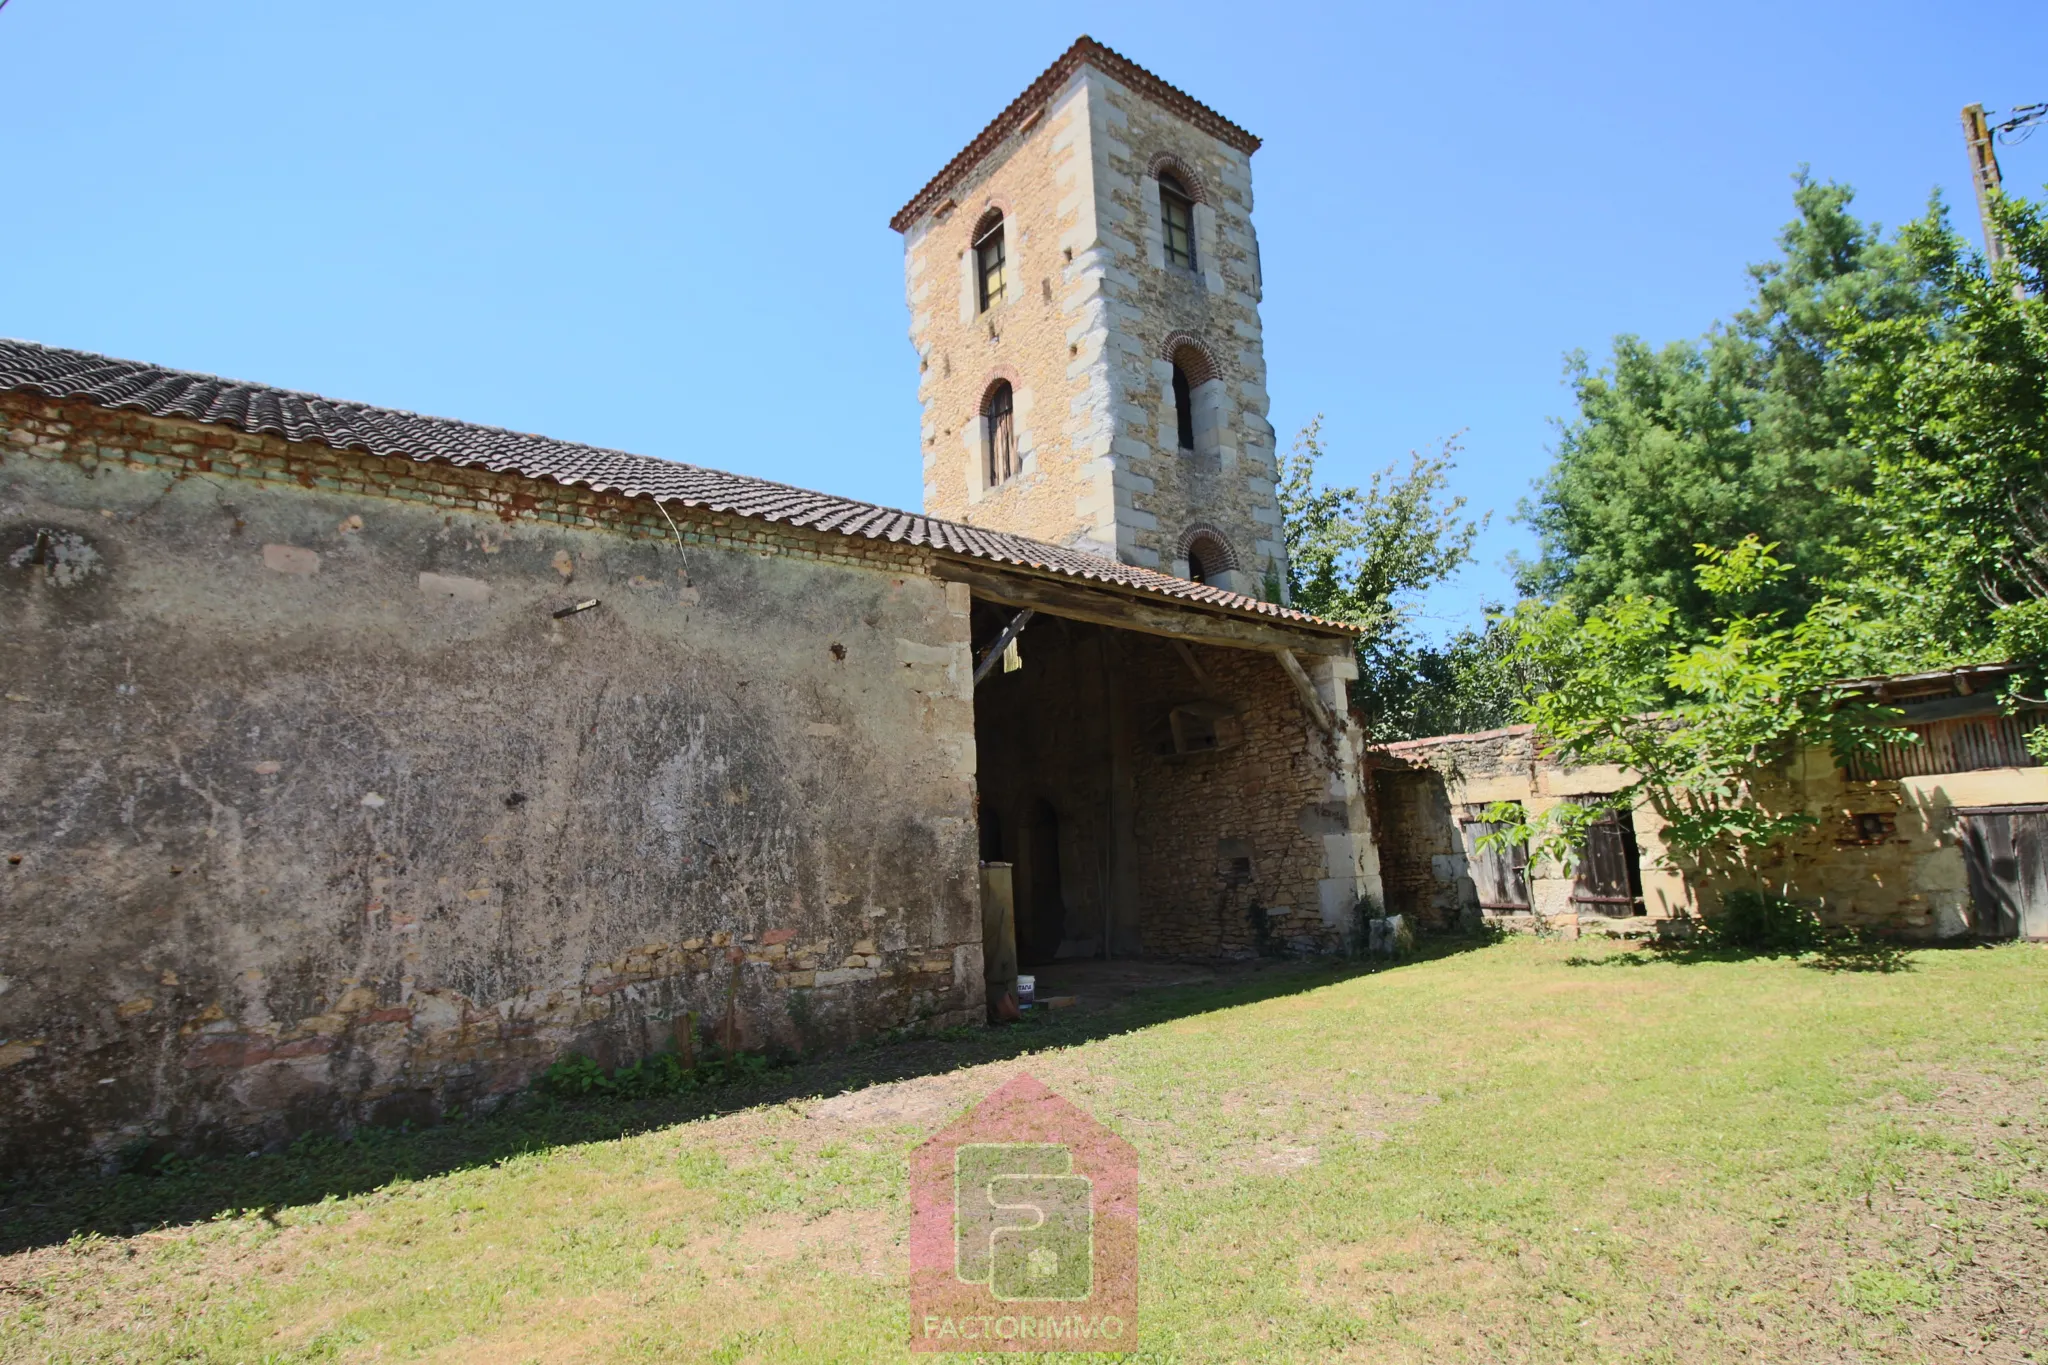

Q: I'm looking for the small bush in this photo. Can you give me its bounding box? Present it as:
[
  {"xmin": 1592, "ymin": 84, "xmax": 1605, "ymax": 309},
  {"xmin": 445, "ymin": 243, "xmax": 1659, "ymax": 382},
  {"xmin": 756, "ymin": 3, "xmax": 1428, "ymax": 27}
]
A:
[
  {"xmin": 535, "ymin": 1048, "xmax": 776, "ymax": 1104},
  {"xmin": 536, "ymin": 1053, "xmax": 612, "ymax": 1099},
  {"xmin": 1705, "ymin": 890, "xmax": 1825, "ymax": 953}
]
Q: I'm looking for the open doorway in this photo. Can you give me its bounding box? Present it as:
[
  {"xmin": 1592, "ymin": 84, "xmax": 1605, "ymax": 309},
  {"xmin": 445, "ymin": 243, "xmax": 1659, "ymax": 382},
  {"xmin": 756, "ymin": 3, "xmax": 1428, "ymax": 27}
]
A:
[
  {"xmin": 1571, "ymin": 799, "xmax": 1644, "ymax": 916},
  {"xmin": 962, "ymin": 586, "xmax": 1365, "ymax": 964},
  {"xmin": 971, "ymin": 604, "xmax": 1120, "ymax": 966}
]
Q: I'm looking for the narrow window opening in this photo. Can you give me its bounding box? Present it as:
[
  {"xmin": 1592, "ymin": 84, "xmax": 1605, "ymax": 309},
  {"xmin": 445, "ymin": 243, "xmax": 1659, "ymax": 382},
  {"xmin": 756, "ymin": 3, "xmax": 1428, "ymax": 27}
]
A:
[
  {"xmin": 984, "ymin": 381, "xmax": 1016, "ymax": 488},
  {"xmin": 975, "ymin": 215, "xmax": 1007, "ymax": 312},
  {"xmin": 1172, "ymin": 363, "xmax": 1194, "ymax": 451},
  {"xmin": 1159, "ymin": 173, "xmax": 1195, "ymax": 269},
  {"xmin": 1186, "ymin": 540, "xmax": 1210, "ymax": 584}
]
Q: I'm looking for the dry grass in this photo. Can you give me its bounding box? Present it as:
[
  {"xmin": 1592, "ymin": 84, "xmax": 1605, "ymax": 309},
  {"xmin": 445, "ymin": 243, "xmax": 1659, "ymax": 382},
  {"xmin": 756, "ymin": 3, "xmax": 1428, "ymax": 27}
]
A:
[{"xmin": 4, "ymin": 938, "xmax": 2046, "ymax": 1362}]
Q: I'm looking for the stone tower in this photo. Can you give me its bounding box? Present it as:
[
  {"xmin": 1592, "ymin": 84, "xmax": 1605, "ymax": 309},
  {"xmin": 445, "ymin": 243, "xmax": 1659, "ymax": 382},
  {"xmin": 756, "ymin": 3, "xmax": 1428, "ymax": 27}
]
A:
[{"xmin": 892, "ymin": 37, "xmax": 1282, "ymax": 598}]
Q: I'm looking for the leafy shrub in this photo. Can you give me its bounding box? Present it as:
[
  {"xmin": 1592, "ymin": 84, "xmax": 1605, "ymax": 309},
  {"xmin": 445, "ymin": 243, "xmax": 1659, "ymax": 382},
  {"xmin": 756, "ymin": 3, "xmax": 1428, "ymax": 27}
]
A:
[
  {"xmin": 535, "ymin": 1047, "xmax": 775, "ymax": 1104},
  {"xmin": 536, "ymin": 1052, "xmax": 612, "ymax": 1099},
  {"xmin": 1705, "ymin": 889, "xmax": 1825, "ymax": 952}
]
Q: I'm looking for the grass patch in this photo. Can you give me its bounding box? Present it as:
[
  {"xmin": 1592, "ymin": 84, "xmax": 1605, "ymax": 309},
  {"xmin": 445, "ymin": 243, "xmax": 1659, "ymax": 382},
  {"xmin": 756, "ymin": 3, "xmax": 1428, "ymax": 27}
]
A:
[{"xmin": 3, "ymin": 939, "xmax": 2045, "ymax": 1362}]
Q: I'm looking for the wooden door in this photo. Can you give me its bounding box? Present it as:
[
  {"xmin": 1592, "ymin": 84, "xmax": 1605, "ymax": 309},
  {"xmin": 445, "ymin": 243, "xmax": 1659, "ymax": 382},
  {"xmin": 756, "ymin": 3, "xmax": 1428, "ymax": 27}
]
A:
[
  {"xmin": 1958, "ymin": 806, "xmax": 2048, "ymax": 941},
  {"xmin": 1572, "ymin": 805, "xmax": 1644, "ymax": 915}
]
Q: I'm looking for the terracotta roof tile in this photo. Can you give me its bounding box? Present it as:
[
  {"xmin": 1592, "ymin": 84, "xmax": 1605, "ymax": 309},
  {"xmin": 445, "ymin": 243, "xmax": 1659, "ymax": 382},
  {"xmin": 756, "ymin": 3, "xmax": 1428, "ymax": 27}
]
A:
[{"xmin": 0, "ymin": 338, "xmax": 1352, "ymax": 635}]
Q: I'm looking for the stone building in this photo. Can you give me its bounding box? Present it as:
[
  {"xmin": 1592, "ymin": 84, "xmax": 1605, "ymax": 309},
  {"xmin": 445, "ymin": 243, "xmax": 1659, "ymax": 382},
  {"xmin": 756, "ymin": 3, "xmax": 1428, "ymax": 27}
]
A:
[
  {"xmin": 0, "ymin": 41, "xmax": 1381, "ymax": 1174},
  {"xmin": 895, "ymin": 37, "xmax": 1283, "ymax": 597},
  {"xmin": 1369, "ymin": 664, "xmax": 2048, "ymax": 941}
]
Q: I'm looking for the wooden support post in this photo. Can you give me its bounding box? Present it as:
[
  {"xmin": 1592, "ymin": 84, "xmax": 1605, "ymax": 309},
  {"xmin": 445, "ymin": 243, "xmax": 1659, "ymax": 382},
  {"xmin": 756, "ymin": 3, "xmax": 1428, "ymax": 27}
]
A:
[
  {"xmin": 973, "ymin": 608, "xmax": 1036, "ymax": 687},
  {"xmin": 1170, "ymin": 639, "xmax": 1214, "ymax": 693},
  {"xmin": 1273, "ymin": 647, "xmax": 1335, "ymax": 734}
]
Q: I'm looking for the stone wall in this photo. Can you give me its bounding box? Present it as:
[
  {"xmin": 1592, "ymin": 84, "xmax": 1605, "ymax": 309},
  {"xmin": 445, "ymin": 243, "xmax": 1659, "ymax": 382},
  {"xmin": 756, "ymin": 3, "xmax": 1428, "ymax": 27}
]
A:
[
  {"xmin": 1126, "ymin": 641, "xmax": 1356, "ymax": 957},
  {"xmin": 904, "ymin": 76, "xmax": 1106, "ymax": 557},
  {"xmin": 0, "ymin": 396, "xmax": 984, "ymax": 1171},
  {"xmin": 1087, "ymin": 69, "xmax": 1279, "ymax": 588},
  {"xmin": 1372, "ymin": 723, "xmax": 2048, "ymax": 940},
  {"xmin": 899, "ymin": 59, "xmax": 1282, "ymax": 594},
  {"xmin": 1763, "ymin": 749, "xmax": 2047, "ymax": 939}
]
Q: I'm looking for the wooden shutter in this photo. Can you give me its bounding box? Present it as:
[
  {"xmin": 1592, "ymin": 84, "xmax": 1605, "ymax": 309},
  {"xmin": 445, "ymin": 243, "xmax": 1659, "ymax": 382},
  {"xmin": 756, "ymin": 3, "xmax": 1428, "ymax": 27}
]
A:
[{"xmin": 1958, "ymin": 805, "xmax": 2048, "ymax": 941}]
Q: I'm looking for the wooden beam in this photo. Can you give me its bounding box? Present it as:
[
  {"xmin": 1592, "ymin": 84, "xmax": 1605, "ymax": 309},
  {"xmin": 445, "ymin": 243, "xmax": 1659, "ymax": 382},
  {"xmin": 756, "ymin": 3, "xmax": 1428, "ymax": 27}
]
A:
[
  {"xmin": 973, "ymin": 608, "xmax": 1036, "ymax": 687},
  {"xmin": 932, "ymin": 558, "xmax": 1354, "ymax": 656},
  {"xmin": 1273, "ymin": 647, "xmax": 1335, "ymax": 734},
  {"xmin": 1170, "ymin": 639, "xmax": 1213, "ymax": 692}
]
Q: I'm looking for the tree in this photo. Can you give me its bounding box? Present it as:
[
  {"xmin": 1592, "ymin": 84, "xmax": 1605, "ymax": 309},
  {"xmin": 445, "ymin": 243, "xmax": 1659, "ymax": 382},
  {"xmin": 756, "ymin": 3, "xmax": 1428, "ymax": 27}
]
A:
[
  {"xmin": 1836, "ymin": 187, "xmax": 2048, "ymax": 659},
  {"xmin": 1351, "ymin": 611, "xmax": 1542, "ymax": 743},
  {"xmin": 1522, "ymin": 176, "xmax": 1938, "ymax": 635},
  {"xmin": 1481, "ymin": 539, "xmax": 1900, "ymax": 880},
  {"xmin": 1276, "ymin": 419, "xmax": 1507, "ymax": 740},
  {"xmin": 1278, "ymin": 418, "xmax": 1485, "ymax": 632}
]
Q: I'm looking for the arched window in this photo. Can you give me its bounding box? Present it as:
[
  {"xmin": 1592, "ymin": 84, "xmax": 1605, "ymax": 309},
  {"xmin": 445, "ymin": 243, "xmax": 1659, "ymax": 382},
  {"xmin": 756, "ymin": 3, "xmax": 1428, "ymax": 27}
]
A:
[
  {"xmin": 984, "ymin": 380, "xmax": 1016, "ymax": 487},
  {"xmin": 1183, "ymin": 529, "xmax": 1234, "ymax": 586},
  {"xmin": 1172, "ymin": 363, "xmax": 1194, "ymax": 451},
  {"xmin": 1159, "ymin": 172, "xmax": 1195, "ymax": 269},
  {"xmin": 1165, "ymin": 338, "xmax": 1215, "ymax": 455},
  {"xmin": 974, "ymin": 210, "xmax": 1007, "ymax": 312}
]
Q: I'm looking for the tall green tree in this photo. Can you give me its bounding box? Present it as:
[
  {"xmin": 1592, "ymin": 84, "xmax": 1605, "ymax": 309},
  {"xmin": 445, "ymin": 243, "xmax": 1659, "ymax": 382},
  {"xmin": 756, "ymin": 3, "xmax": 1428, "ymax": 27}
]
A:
[
  {"xmin": 1522, "ymin": 175, "xmax": 1938, "ymax": 634},
  {"xmin": 1278, "ymin": 418, "xmax": 1485, "ymax": 631},
  {"xmin": 1277, "ymin": 420, "xmax": 1511, "ymax": 740},
  {"xmin": 1350, "ymin": 610, "xmax": 1541, "ymax": 743},
  {"xmin": 1837, "ymin": 188, "xmax": 2048, "ymax": 658},
  {"xmin": 1483, "ymin": 539, "xmax": 1899, "ymax": 879}
]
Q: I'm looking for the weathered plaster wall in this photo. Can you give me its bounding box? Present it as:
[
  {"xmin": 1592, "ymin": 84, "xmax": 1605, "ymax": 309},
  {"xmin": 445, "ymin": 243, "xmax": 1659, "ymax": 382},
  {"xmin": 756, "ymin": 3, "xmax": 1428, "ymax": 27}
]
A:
[
  {"xmin": 900, "ymin": 62, "xmax": 1282, "ymax": 593},
  {"xmin": 1763, "ymin": 748, "xmax": 2048, "ymax": 938},
  {"xmin": 1373, "ymin": 725, "xmax": 2048, "ymax": 939},
  {"xmin": 0, "ymin": 397, "xmax": 983, "ymax": 1171}
]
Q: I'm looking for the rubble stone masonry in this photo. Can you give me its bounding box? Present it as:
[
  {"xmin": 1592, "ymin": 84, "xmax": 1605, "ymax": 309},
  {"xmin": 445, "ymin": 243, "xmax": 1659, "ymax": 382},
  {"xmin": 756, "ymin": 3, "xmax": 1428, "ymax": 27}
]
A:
[
  {"xmin": 1373, "ymin": 724, "xmax": 2048, "ymax": 939},
  {"xmin": 901, "ymin": 58, "xmax": 1281, "ymax": 594}
]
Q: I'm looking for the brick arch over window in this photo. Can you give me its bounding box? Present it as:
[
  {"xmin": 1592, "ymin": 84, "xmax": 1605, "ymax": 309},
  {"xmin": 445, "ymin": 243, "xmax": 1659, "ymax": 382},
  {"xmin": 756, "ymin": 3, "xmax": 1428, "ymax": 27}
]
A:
[
  {"xmin": 1146, "ymin": 152, "xmax": 1208, "ymax": 204},
  {"xmin": 1162, "ymin": 333, "xmax": 1218, "ymax": 387},
  {"xmin": 1177, "ymin": 525, "xmax": 1239, "ymax": 584},
  {"xmin": 978, "ymin": 367, "xmax": 1021, "ymax": 415},
  {"xmin": 980, "ymin": 371, "xmax": 1021, "ymax": 489},
  {"xmin": 970, "ymin": 204, "xmax": 1006, "ymax": 240}
]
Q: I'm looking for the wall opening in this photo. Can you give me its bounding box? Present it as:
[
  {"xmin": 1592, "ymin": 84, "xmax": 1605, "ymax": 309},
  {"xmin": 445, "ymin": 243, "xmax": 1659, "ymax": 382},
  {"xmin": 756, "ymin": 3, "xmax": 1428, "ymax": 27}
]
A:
[
  {"xmin": 969, "ymin": 599, "xmax": 1351, "ymax": 962},
  {"xmin": 1571, "ymin": 798, "xmax": 1644, "ymax": 915}
]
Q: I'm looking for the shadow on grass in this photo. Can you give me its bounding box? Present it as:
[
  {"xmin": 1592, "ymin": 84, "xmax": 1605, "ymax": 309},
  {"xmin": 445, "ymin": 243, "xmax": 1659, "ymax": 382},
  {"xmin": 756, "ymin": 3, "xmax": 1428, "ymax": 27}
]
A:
[
  {"xmin": 0, "ymin": 938, "xmax": 1489, "ymax": 1255},
  {"xmin": 1565, "ymin": 934, "xmax": 1919, "ymax": 975}
]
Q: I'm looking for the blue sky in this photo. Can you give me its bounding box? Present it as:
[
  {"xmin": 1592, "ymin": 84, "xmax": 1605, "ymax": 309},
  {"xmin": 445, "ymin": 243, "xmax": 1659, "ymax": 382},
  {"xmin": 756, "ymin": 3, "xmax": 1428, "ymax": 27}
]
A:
[{"xmin": 4, "ymin": 1, "xmax": 2043, "ymax": 636}]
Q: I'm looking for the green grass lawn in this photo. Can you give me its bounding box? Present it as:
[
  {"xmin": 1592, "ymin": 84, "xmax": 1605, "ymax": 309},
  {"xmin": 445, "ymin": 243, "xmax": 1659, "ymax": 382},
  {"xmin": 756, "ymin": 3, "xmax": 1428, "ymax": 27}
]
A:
[{"xmin": 5, "ymin": 937, "xmax": 2046, "ymax": 1363}]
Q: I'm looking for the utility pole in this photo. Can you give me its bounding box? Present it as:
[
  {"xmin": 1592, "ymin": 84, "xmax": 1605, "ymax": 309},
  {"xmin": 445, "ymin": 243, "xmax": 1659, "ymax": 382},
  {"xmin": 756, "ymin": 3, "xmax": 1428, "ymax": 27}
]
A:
[
  {"xmin": 1961, "ymin": 104, "xmax": 2009, "ymax": 266},
  {"xmin": 1962, "ymin": 102, "xmax": 2045, "ymax": 287}
]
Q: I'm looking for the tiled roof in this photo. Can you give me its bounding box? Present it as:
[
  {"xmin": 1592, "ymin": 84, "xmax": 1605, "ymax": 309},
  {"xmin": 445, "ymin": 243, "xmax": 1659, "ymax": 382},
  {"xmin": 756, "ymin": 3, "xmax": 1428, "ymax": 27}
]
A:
[
  {"xmin": 0, "ymin": 339, "xmax": 1351, "ymax": 634},
  {"xmin": 889, "ymin": 36, "xmax": 1260, "ymax": 233}
]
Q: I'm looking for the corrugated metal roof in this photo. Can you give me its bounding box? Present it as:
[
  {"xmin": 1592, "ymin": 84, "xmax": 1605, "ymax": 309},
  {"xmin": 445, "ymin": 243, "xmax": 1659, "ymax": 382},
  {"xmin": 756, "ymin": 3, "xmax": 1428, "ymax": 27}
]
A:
[{"xmin": 0, "ymin": 338, "xmax": 1352, "ymax": 634}]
